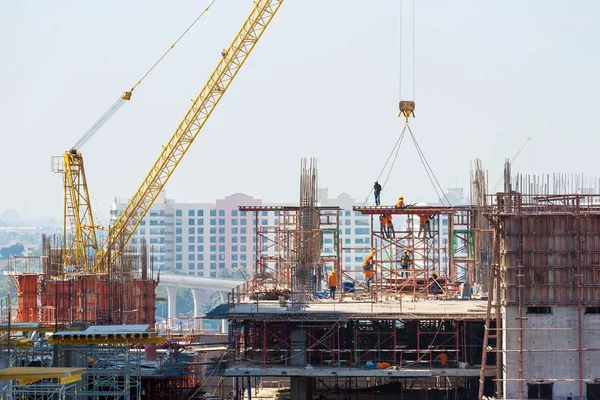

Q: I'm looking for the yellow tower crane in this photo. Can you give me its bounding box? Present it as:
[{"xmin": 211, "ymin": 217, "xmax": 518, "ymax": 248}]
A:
[{"xmin": 87, "ymin": 0, "xmax": 283, "ymax": 273}]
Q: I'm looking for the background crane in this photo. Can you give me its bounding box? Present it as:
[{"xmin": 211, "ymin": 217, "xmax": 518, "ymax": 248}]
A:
[{"xmin": 491, "ymin": 136, "xmax": 532, "ymax": 193}]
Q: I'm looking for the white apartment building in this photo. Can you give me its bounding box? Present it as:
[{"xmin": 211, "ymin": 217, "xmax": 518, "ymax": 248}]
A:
[{"xmin": 111, "ymin": 190, "xmax": 373, "ymax": 278}]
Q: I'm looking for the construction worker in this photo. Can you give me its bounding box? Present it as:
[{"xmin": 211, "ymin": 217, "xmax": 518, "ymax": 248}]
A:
[
  {"xmin": 363, "ymin": 248, "xmax": 375, "ymax": 289},
  {"xmin": 395, "ymin": 196, "xmax": 405, "ymax": 209},
  {"xmin": 373, "ymin": 181, "xmax": 382, "ymax": 206},
  {"xmin": 379, "ymin": 214, "xmax": 388, "ymax": 238},
  {"xmin": 430, "ymin": 271, "xmax": 440, "ymax": 295},
  {"xmin": 363, "ymin": 248, "xmax": 375, "ymax": 270},
  {"xmin": 399, "ymin": 249, "xmax": 410, "ymax": 278},
  {"xmin": 328, "ymin": 270, "xmax": 337, "ymax": 300},
  {"xmin": 385, "ymin": 214, "xmax": 395, "ymax": 238},
  {"xmin": 418, "ymin": 213, "xmax": 430, "ymax": 238},
  {"xmin": 434, "ymin": 349, "xmax": 448, "ymax": 368}
]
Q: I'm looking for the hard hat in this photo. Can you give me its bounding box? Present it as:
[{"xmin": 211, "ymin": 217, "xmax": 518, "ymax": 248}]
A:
[
  {"xmin": 399, "ymin": 196, "xmax": 404, "ymax": 199},
  {"xmin": 403, "ymin": 249, "xmax": 408, "ymax": 253}
]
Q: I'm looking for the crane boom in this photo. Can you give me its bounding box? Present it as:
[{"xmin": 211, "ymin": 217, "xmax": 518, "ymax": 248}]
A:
[
  {"xmin": 95, "ymin": 0, "xmax": 284, "ymax": 272},
  {"xmin": 491, "ymin": 137, "xmax": 532, "ymax": 192}
]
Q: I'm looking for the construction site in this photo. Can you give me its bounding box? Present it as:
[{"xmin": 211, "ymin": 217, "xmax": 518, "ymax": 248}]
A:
[{"xmin": 3, "ymin": 0, "xmax": 600, "ymax": 400}]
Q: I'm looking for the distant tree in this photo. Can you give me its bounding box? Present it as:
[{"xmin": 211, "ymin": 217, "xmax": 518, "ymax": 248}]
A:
[{"xmin": 0, "ymin": 243, "xmax": 24, "ymax": 259}]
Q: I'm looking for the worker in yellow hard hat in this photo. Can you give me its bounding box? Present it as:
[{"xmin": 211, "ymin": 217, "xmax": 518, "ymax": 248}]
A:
[
  {"xmin": 395, "ymin": 196, "xmax": 405, "ymax": 209},
  {"xmin": 400, "ymin": 249, "xmax": 411, "ymax": 278},
  {"xmin": 363, "ymin": 248, "xmax": 376, "ymax": 290}
]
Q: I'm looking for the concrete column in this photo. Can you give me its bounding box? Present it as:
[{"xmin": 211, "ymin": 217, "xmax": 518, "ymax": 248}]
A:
[
  {"xmin": 191, "ymin": 289, "xmax": 205, "ymax": 332},
  {"xmin": 166, "ymin": 286, "xmax": 178, "ymax": 320},
  {"xmin": 290, "ymin": 377, "xmax": 313, "ymax": 400}
]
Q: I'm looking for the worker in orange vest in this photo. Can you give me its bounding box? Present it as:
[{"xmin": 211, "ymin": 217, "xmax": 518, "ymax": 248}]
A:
[
  {"xmin": 328, "ymin": 270, "xmax": 337, "ymax": 300},
  {"xmin": 434, "ymin": 349, "xmax": 448, "ymax": 367},
  {"xmin": 363, "ymin": 248, "xmax": 375, "ymax": 289},
  {"xmin": 385, "ymin": 214, "xmax": 395, "ymax": 238},
  {"xmin": 395, "ymin": 196, "xmax": 405, "ymax": 208}
]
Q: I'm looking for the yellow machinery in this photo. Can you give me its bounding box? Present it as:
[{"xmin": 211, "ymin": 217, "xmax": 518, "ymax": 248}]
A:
[{"xmin": 54, "ymin": 0, "xmax": 284, "ymax": 273}]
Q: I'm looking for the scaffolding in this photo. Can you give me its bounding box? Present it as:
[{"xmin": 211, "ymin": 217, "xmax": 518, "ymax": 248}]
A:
[
  {"xmin": 478, "ymin": 163, "xmax": 600, "ymax": 400},
  {"xmin": 0, "ymin": 367, "xmax": 86, "ymax": 399},
  {"xmin": 349, "ymin": 206, "xmax": 476, "ymax": 301}
]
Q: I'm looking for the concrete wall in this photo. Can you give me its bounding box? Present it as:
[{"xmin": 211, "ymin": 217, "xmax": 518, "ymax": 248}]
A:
[{"xmin": 503, "ymin": 306, "xmax": 600, "ymax": 399}]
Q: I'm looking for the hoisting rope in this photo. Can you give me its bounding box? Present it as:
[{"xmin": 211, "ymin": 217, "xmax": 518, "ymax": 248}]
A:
[
  {"xmin": 407, "ymin": 125, "xmax": 452, "ymax": 206},
  {"xmin": 361, "ymin": 127, "xmax": 407, "ymax": 206},
  {"xmin": 71, "ymin": 0, "xmax": 218, "ymax": 151}
]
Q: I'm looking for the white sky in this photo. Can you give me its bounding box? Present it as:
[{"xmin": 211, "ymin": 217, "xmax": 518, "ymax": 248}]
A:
[{"xmin": 1, "ymin": 0, "xmax": 599, "ymax": 224}]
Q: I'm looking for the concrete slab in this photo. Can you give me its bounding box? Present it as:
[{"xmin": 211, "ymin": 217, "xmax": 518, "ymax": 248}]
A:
[
  {"xmin": 224, "ymin": 365, "xmax": 494, "ymax": 378},
  {"xmin": 227, "ymin": 299, "xmax": 490, "ymax": 320}
]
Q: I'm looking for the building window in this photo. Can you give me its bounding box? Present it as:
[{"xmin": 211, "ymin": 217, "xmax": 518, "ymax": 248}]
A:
[
  {"xmin": 241, "ymin": 219, "xmax": 247, "ymax": 226},
  {"xmin": 232, "ymin": 219, "xmax": 238, "ymax": 226},
  {"xmin": 176, "ymin": 245, "xmax": 182, "ymax": 252},
  {"xmin": 176, "ymin": 227, "xmax": 182, "ymax": 235},
  {"xmin": 527, "ymin": 383, "xmax": 552, "ymax": 399},
  {"xmin": 188, "ymin": 254, "xmax": 195, "ymax": 261},
  {"xmin": 261, "ymin": 219, "xmax": 268, "ymax": 225},
  {"xmin": 345, "ymin": 228, "xmax": 351, "ymax": 235},
  {"xmin": 176, "ymin": 254, "xmax": 182, "ymax": 261},
  {"xmin": 197, "ymin": 245, "xmax": 204, "ymax": 252},
  {"xmin": 241, "ymin": 245, "xmax": 247, "ymax": 252},
  {"xmin": 232, "ymin": 254, "xmax": 238, "ymax": 261},
  {"xmin": 210, "ymin": 219, "xmax": 216, "ymax": 226},
  {"xmin": 197, "ymin": 218, "xmax": 204, "ymax": 225},
  {"xmin": 241, "ymin": 254, "xmax": 247, "ymax": 261},
  {"xmin": 218, "ymin": 236, "xmax": 225, "ymax": 243},
  {"xmin": 188, "ymin": 218, "xmax": 195, "ymax": 225},
  {"xmin": 210, "ymin": 209, "xmax": 216, "ymax": 217},
  {"xmin": 188, "ymin": 210, "xmax": 195, "ymax": 217},
  {"xmin": 218, "ymin": 245, "xmax": 225, "ymax": 252},
  {"xmin": 188, "ymin": 245, "xmax": 194, "ymax": 252},
  {"xmin": 218, "ymin": 218, "xmax": 225, "ymax": 225},
  {"xmin": 197, "ymin": 236, "xmax": 204, "ymax": 243},
  {"xmin": 189, "ymin": 263, "xmax": 195, "ymax": 269},
  {"xmin": 232, "ymin": 236, "xmax": 238, "ymax": 243},
  {"xmin": 241, "ymin": 228, "xmax": 247, "ymax": 235},
  {"xmin": 189, "ymin": 236, "xmax": 195, "ymax": 243},
  {"xmin": 527, "ymin": 307, "xmax": 552, "ymax": 314},
  {"xmin": 232, "ymin": 210, "xmax": 238, "ymax": 216},
  {"xmin": 197, "ymin": 210, "xmax": 204, "ymax": 217},
  {"xmin": 176, "ymin": 262, "xmax": 182, "ymax": 269},
  {"xmin": 210, "ymin": 227, "xmax": 217, "ymax": 235},
  {"xmin": 210, "ymin": 245, "xmax": 216, "ymax": 252},
  {"xmin": 585, "ymin": 307, "xmax": 600, "ymax": 314},
  {"xmin": 355, "ymin": 228, "xmax": 370, "ymax": 235},
  {"xmin": 210, "ymin": 254, "xmax": 216, "ymax": 261},
  {"xmin": 219, "ymin": 262, "xmax": 225, "ymax": 269},
  {"xmin": 176, "ymin": 236, "xmax": 182, "ymax": 243},
  {"xmin": 218, "ymin": 210, "xmax": 224, "ymax": 217},
  {"xmin": 210, "ymin": 263, "xmax": 216, "ymax": 270},
  {"xmin": 210, "ymin": 237, "xmax": 216, "ymax": 243},
  {"xmin": 197, "ymin": 271, "xmax": 204, "ymax": 277},
  {"xmin": 232, "ymin": 262, "xmax": 238, "ymax": 268},
  {"xmin": 188, "ymin": 227, "xmax": 195, "ymax": 234},
  {"xmin": 240, "ymin": 236, "xmax": 247, "ymax": 243},
  {"xmin": 241, "ymin": 211, "xmax": 246, "ymax": 217},
  {"xmin": 197, "ymin": 228, "xmax": 204, "ymax": 234},
  {"xmin": 176, "ymin": 210, "xmax": 182, "ymax": 217},
  {"xmin": 232, "ymin": 227, "xmax": 238, "ymax": 234},
  {"xmin": 219, "ymin": 227, "xmax": 225, "ymax": 235},
  {"xmin": 232, "ymin": 245, "xmax": 238, "ymax": 252}
]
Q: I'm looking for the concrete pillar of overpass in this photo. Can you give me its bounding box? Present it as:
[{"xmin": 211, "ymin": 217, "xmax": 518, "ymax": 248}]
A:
[
  {"xmin": 166, "ymin": 286, "xmax": 178, "ymax": 322},
  {"xmin": 191, "ymin": 289, "xmax": 205, "ymax": 332},
  {"xmin": 219, "ymin": 291, "xmax": 227, "ymax": 333}
]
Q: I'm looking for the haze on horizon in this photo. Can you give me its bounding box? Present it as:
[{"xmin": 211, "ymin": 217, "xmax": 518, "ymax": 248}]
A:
[{"xmin": 1, "ymin": 0, "xmax": 599, "ymax": 224}]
